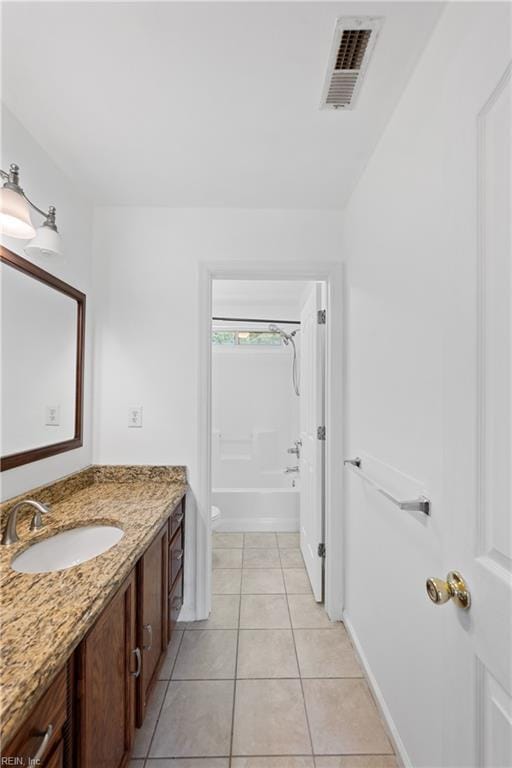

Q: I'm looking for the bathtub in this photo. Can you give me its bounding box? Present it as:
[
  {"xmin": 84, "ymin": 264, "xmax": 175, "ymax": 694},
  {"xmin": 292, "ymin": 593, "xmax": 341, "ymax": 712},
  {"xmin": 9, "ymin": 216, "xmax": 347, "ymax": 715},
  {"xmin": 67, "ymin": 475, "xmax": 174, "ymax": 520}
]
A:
[{"xmin": 212, "ymin": 482, "xmax": 299, "ymax": 532}]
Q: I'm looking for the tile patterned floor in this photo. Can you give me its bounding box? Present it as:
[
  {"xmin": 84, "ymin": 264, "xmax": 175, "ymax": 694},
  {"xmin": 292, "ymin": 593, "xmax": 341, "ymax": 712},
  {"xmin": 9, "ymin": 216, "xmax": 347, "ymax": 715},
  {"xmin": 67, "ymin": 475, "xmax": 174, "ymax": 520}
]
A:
[{"xmin": 130, "ymin": 532, "xmax": 397, "ymax": 768}]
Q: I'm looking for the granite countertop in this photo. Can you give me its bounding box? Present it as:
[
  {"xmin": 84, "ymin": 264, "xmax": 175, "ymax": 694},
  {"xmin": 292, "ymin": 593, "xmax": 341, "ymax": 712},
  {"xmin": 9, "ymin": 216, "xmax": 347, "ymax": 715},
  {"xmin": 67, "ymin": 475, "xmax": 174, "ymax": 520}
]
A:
[{"xmin": 0, "ymin": 465, "xmax": 187, "ymax": 746}]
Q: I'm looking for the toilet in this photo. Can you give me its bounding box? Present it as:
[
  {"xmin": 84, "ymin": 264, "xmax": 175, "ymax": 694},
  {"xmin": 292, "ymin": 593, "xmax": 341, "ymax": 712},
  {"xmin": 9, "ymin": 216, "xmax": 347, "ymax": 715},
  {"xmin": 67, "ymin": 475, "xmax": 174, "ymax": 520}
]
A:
[{"xmin": 211, "ymin": 505, "xmax": 222, "ymax": 530}]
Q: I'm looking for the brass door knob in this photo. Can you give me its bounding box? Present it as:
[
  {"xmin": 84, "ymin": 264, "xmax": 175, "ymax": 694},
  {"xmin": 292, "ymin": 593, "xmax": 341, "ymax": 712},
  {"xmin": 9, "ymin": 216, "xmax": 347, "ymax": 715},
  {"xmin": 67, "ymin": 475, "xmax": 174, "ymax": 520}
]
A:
[{"xmin": 426, "ymin": 571, "xmax": 471, "ymax": 610}]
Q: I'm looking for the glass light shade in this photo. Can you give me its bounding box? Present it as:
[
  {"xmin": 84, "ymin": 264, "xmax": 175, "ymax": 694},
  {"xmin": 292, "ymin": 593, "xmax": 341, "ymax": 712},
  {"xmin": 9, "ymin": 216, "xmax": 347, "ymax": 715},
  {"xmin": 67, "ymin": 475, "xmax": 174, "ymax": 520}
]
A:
[
  {"xmin": 0, "ymin": 186, "xmax": 36, "ymax": 238},
  {"xmin": 24, "ymin": 224, "xmax": 63, "ymax": 258}
]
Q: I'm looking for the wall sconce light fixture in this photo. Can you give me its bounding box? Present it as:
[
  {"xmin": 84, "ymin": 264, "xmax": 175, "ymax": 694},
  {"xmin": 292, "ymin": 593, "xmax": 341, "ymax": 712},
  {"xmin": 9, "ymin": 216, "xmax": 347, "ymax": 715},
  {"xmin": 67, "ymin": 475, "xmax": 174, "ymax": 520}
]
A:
[{"xmin": 0, "ymin": 163, "xmax": 63, "ymax": 257}]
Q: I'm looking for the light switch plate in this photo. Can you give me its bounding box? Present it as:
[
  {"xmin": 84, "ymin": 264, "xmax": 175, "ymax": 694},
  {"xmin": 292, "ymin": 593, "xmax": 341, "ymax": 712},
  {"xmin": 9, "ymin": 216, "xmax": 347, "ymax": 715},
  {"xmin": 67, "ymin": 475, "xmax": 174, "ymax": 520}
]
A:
[
  {"xmin": 45, "ymin": 405, "xmax": 60, "ymax": 426},
  {"xmin": 128, "ymin": 406, "xmax": 143, "ymax": 428}
]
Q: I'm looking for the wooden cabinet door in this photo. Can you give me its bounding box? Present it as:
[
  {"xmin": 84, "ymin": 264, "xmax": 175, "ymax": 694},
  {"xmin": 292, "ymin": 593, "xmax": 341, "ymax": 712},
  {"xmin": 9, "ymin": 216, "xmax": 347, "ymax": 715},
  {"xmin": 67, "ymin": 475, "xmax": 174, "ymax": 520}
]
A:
[
  {"xmin": 77, "ymin": 570, "xmax": 137, "ymax": 768},
  {"xmin": 45, "ymin": 740, "xmax": 64, "ymax": 768},
  {"xmin": 137, "ymin": 521, "xmax": 168, "ymax": 725}
]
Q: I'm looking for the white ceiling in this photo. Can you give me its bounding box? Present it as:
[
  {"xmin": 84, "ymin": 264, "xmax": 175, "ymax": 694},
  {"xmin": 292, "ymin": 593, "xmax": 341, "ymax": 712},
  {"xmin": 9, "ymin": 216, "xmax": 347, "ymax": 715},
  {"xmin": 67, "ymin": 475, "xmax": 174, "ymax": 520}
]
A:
[{"xmin": 2, "ymin": 2, "xmax": 443, "ymax": 209}]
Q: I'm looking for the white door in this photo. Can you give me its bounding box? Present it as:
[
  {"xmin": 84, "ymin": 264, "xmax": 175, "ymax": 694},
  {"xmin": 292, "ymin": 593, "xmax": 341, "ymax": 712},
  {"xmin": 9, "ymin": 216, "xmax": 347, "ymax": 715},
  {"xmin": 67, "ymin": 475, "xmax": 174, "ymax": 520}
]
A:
[
  {"xmin": 441, "ymin": 64, "xmax": 512, "ymax": 767},
  {"xmin": 299, "ymin": 283, "xmax": 325, "ymax": 601}
]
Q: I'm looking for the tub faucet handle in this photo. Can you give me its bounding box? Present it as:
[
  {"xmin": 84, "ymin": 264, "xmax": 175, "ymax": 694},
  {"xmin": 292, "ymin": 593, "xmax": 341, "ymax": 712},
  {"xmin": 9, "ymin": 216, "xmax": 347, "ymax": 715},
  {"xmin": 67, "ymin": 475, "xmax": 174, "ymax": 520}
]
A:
[{"xmin": 287, "ymin": 440, "xmax": 302, "ymax": 457}]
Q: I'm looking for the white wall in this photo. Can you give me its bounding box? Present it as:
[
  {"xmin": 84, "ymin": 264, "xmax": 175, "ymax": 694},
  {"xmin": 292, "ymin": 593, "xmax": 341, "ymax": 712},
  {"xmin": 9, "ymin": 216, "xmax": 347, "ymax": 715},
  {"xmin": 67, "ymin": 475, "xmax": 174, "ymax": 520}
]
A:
[
  {"xmin": 92, "ymin": 208, "xmax": 342, "ymax": 615},
  {"xmin": 341, "ymin": 4, "xmax": 511, "ymax": 767},
  {"xmin": 1, "ymin": 105, "xmax": 93, "ymax": 500}
]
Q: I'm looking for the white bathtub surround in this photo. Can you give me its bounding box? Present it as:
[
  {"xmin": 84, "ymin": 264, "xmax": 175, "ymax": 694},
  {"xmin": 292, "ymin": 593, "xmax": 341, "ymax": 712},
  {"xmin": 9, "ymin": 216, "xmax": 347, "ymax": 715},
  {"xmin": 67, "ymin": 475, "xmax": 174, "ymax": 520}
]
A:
[
  {"xmin": 212, "ymin": 426, "xmax": 300, "ymax": 489},
  {"xmin": 211, "ymin": 487, "xmax": 299, "ymax": 532},
  {"xmin": 211, "ymin": 280, "xmax": 307, "ymax": 532},
  {"xmin": 212, "ymin": 321, "xmax": 300, "ymax": 488}
]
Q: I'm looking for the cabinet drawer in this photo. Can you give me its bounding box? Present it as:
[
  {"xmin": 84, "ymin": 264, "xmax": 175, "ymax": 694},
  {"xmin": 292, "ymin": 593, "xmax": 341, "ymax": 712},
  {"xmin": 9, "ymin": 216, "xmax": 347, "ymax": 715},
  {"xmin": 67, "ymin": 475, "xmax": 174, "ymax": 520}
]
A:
[
  {"xmin": 169, "ymin": 499, "xmax": 184, "ymax": 539},
  {"xmin": 169, "ymin": 526, "xmax": 183, "ymax": 588},
  {"xmin": 168, "ymin": 571, "xmax": 183, "ymax": 637},
  {"xmin": 2, "ymin": 667, "xmax": 67, "ymax": 766}
]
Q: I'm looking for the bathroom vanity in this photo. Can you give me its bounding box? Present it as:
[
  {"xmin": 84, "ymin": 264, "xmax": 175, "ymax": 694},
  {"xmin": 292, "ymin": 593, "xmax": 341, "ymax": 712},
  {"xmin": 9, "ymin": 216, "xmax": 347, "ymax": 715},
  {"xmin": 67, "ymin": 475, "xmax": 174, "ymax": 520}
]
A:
[
  {"xmin": 0, "ymin": 466, "xmax": 187, "ymax": 768},
  {"xmin": 0, "ymin": 249, "xmax": 188, "ymax": 766}
]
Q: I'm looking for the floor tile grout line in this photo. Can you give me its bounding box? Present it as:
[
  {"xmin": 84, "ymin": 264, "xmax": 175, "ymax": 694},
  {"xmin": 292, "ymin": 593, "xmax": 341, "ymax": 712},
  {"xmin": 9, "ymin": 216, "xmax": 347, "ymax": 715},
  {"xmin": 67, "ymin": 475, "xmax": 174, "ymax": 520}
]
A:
[
  {"xmin": 167, "ymin": 675, "xmax": 358, "ymax": 681},
  {"xmin": 228, "ymin": 547, "xmax": 249, "ymax": 768},
  {"xmin": 228, "ymin": 575, "xmax": 242, "ymax": 766},
  {"xmin": 151, "ymin": 535, "xmax": 375, "ymax": 766},
  {"xmin": 215, "ymin": 593, "xmax": 315, "ymax": 596},
  {"xmin": 142, "ymin": 755, "xmax": 396, "ymax": 761},
  {"xmin": 284, "ymin": 571, "xmax": 316, "ymax": 763},
  {"xmin": 186, "ymin": 626, "xmax": 341, "ymax": 630},
  {"xmin": 144, "ymin": 628, "xmax": 186, "ymax": 760},
  {"xmin": 146, "ymin": 537, "xmax": 367, "ymax": 765},
  {"xmin": 166, "ymin": 675, "xmax": 365, "ymax": 681}
]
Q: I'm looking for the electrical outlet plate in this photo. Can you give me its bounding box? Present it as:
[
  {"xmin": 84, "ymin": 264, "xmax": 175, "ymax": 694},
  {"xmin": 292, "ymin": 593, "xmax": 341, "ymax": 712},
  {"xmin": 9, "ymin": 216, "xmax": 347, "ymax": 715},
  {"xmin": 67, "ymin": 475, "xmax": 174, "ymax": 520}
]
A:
[
  {"xmin": 128, "ymin": 406, "xmax": 143, "ymax": 428},
  {"xmin": 45, "ymin": 405, "xmax": 60, "ymax": 426}
]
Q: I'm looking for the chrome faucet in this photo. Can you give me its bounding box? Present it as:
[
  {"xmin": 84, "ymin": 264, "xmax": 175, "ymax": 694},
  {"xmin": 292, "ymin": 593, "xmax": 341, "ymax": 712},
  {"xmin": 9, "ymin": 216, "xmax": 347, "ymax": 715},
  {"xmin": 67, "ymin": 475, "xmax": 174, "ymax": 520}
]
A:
[
  {"xmin": 284, "ymin": 466, "xmax": 299, "ymax": 474},
  {"xmin": 287, "ymin": 440, "xmax": 302, "ymax": 458},
  {"xmin": 1, "ymin": 500, "xmax": 51, "ymax": 545}
]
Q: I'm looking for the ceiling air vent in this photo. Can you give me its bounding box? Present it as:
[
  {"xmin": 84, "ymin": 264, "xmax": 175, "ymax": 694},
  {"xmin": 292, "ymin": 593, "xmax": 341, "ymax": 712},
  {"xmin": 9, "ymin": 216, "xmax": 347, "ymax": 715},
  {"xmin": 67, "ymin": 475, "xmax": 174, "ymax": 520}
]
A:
[{"xmin": 321, "ymin": 17, "xmax": 382, "ymax": 110}]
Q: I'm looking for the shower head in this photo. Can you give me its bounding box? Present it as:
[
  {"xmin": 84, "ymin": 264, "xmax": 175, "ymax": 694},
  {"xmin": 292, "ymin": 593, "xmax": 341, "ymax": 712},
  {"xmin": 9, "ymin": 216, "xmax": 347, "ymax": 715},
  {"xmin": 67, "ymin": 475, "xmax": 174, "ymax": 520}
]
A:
[
  {"xmin": 269, "ymin": 324, "xmax": 290, "ymax": 346},
  {"xmin": 268, "ymin": 323, "xmax": 292, "ymax": 343},
  {"xmin": 268, "ymin": 323, "xmax": 300, "ymax": 396}
]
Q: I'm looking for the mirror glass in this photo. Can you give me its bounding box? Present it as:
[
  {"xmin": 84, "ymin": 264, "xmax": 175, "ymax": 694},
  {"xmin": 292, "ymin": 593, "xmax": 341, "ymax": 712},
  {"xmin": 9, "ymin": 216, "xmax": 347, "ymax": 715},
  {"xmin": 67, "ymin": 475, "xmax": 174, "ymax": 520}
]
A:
[{"xmin": 1, "ymin": 261, "xmax": 78, "ymax": 456}]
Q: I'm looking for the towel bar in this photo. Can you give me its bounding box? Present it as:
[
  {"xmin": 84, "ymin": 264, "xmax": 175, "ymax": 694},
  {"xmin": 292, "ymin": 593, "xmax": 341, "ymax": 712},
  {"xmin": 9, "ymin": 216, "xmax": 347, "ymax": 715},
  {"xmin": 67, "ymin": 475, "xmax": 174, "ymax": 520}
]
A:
[{"xmin": 344, "ymin": 457, "xmax": 431, "ymax": 516}]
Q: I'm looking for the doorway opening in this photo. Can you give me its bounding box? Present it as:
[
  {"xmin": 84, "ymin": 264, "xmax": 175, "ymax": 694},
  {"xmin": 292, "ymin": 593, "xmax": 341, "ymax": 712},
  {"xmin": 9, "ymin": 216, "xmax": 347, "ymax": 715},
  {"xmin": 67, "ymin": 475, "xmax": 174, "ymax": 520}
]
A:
[
  {"xmin": 210, "ymin": 279, "xmax": 326, "ymax": 601},
  {"xmin": 196, "ymin": 261, "xmax": 344, "ymax": 624}
]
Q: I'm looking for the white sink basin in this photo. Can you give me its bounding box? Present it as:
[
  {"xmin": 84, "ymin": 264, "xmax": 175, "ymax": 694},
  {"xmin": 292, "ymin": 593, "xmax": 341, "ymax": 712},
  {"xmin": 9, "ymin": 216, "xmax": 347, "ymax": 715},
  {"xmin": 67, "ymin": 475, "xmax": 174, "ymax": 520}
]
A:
[{"xmin": 11, "ymin": 525, "xmax": 124, "ymax": 574}]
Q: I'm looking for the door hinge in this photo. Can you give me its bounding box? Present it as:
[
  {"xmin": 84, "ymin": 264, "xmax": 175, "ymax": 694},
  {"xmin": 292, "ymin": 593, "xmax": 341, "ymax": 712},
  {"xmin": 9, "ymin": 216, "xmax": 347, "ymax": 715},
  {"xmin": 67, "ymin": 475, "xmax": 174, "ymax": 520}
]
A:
[
  {"xmin": 317, "ymin": 426, "xmax": 326, "ymax": 440},
  {"xmin": 317, "ymin": 309, "xmax": 326, "ymax": 325},
  {"xmin": 318, "ymin": 543, "xmax": 326, "ymax": 557}
]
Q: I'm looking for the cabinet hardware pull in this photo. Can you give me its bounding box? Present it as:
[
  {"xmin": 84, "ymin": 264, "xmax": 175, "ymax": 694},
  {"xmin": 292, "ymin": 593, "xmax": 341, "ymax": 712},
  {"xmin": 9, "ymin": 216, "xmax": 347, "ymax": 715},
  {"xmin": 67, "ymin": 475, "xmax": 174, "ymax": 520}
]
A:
[
  {"xmin": 173, "ymin": 549, "xmax": 184, "ymax": 561},
  {"xmin": 131, "ymin": 647, "xmax": 141, "ymax": 677},
  {"xmin": 32, "ymin": 723, "xmax": 54, "ymax": 762},
  {"xmin": 143, "ymin": 623, "xmax": 153, "ymax": 651}
]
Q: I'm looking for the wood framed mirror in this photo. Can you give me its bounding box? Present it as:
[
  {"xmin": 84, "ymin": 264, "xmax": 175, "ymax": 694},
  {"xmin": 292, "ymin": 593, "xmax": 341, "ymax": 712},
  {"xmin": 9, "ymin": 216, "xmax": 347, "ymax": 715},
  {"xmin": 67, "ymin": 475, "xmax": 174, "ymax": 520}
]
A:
[{"xmin": 1, "ymin": 246, "xmax": 86, "ymax": 471}]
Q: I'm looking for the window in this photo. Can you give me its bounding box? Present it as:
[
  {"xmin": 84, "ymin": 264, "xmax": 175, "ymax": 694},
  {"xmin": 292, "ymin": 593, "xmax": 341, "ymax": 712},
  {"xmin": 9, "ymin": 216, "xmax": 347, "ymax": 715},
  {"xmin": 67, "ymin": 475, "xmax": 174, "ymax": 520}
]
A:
[
  {"xmin": 212, "ymin": 330, "xmax": 236, "ymax": 346},
  {"xmin": 212, "ymin": 330, "xmax": 282, "ymax": 347}
]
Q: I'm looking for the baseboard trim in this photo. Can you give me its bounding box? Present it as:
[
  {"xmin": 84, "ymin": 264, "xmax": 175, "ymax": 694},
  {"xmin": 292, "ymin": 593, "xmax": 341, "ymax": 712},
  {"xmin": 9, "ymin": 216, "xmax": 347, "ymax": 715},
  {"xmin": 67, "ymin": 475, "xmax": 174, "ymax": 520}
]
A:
[{"xmin": 343, "ymin": 611, "xmax": 411, "ymax": 768}]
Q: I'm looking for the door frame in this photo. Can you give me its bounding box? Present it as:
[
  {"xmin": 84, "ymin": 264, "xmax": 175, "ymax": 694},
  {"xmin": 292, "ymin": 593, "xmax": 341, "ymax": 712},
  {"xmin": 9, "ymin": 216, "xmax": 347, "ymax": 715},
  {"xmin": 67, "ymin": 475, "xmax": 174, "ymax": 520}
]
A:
[{"xmin": 196, "ymin": 260, "xmax": 345, "ymax": 622}]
